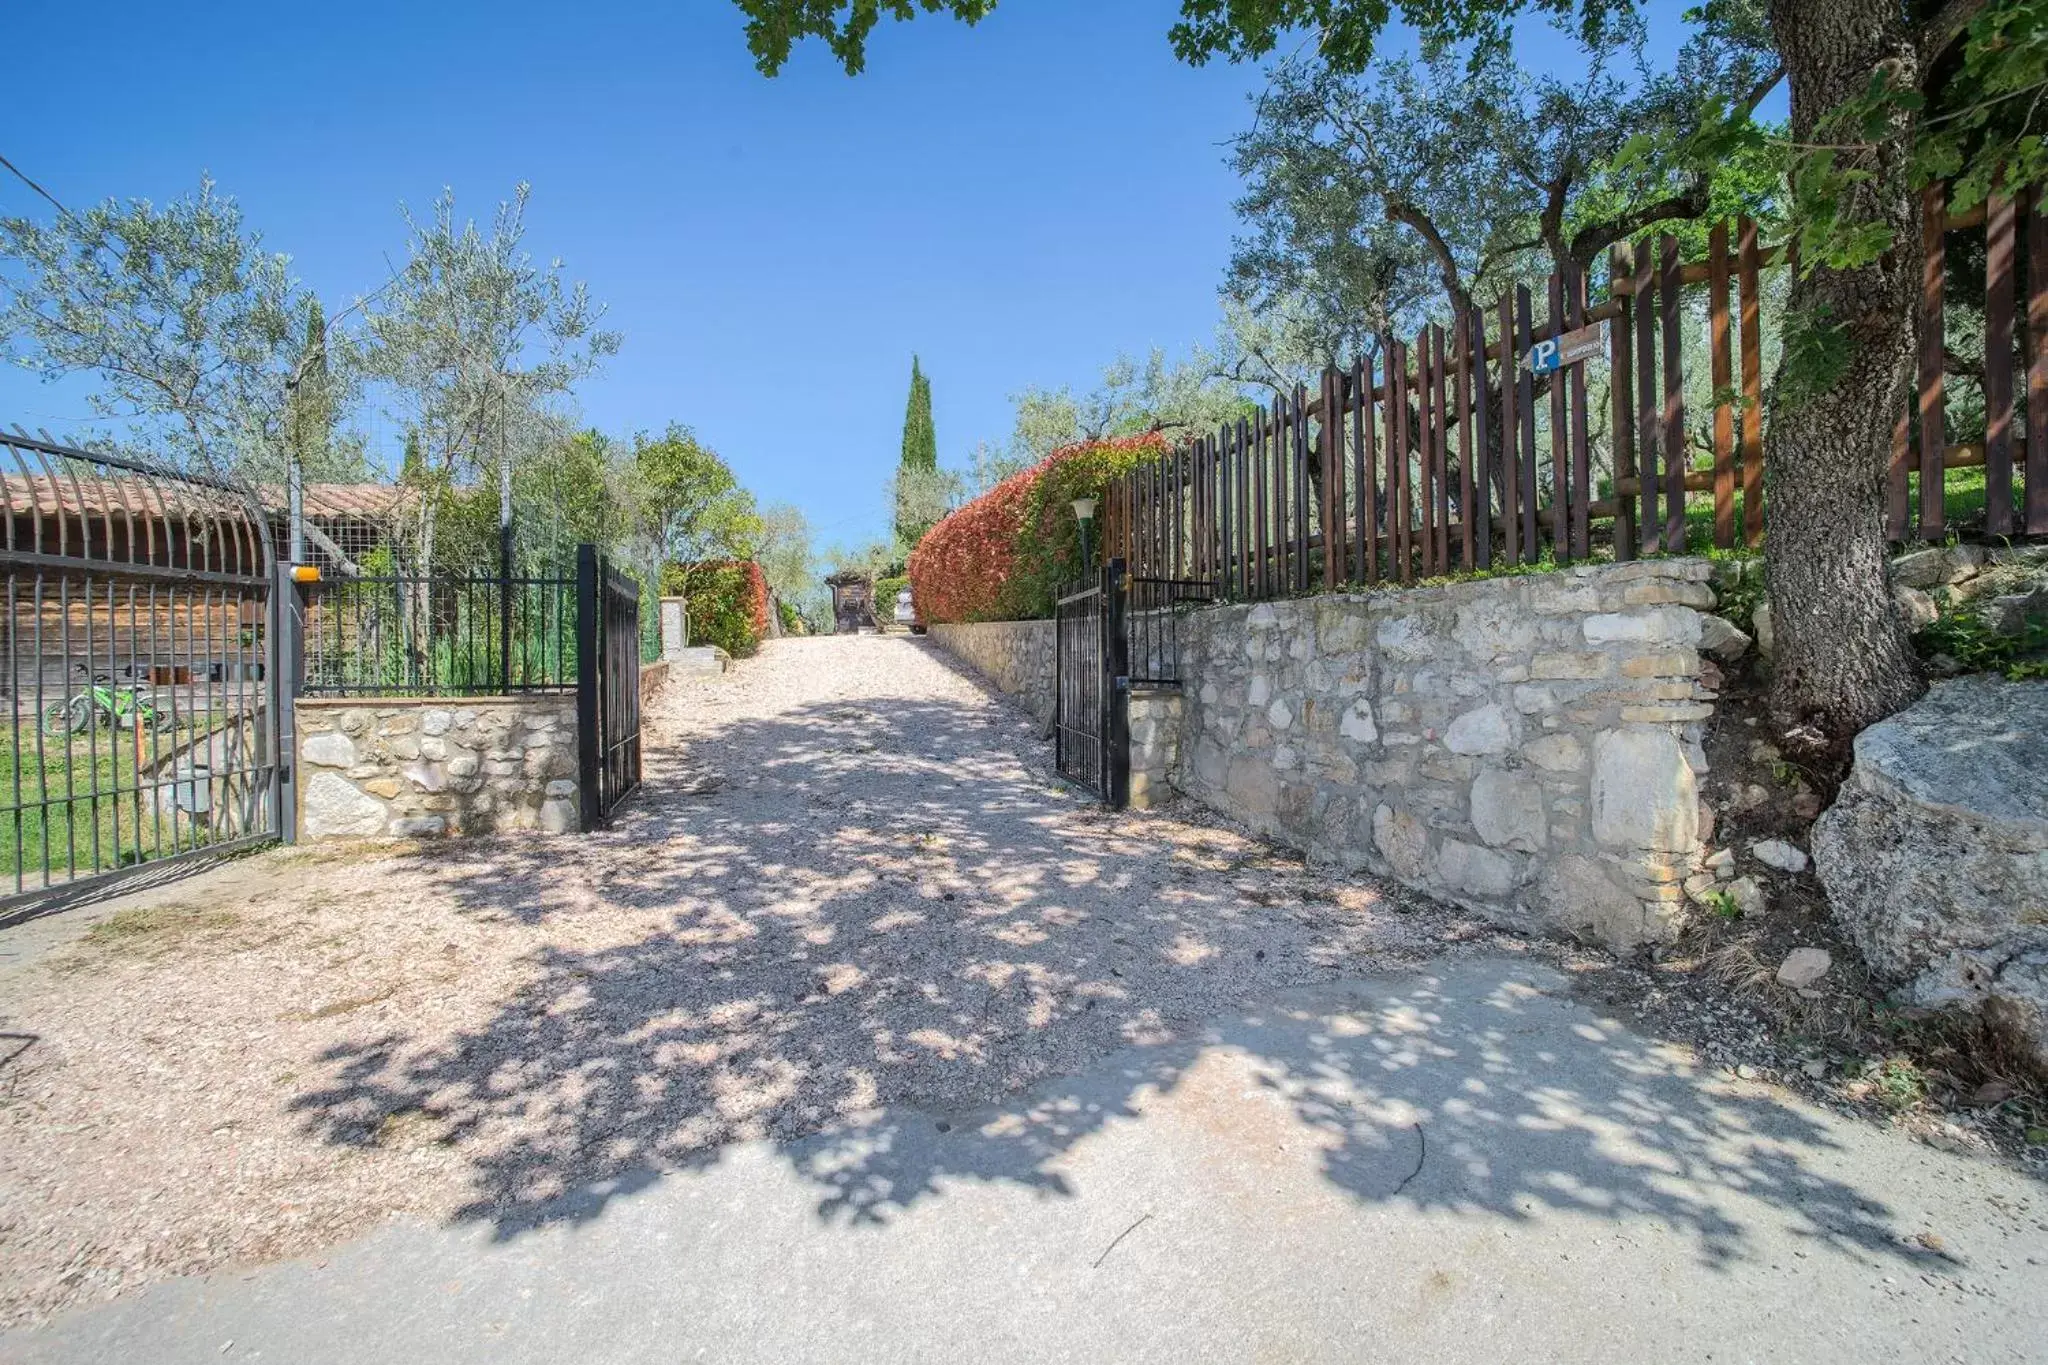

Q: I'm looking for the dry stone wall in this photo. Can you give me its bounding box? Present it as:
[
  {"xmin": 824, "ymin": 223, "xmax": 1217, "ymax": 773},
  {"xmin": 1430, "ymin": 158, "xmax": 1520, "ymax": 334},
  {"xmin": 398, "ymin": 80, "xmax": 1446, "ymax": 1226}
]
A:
[
  {"xmin": 927, "ymin": 621, "xmax": 1055, "ymax": 727},
  {"xmin": 1175, "ymin": 558, "xmax": 1720, "ymax": 947},
  {"xmin": 296, "ymin": 697, "xmax": 581, "ymax": 841}
]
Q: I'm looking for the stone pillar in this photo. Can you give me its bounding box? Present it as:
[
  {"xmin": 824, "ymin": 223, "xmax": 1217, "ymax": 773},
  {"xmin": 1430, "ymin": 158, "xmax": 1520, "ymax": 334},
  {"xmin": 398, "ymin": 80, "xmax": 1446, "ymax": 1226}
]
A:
[
  {"xmin": 660, "ymin": 596, "xmax": 689, "ymax": 659},
  {"xmin": 1127, "ymin": 689, "xmax": 1184, "ymax": 811}
]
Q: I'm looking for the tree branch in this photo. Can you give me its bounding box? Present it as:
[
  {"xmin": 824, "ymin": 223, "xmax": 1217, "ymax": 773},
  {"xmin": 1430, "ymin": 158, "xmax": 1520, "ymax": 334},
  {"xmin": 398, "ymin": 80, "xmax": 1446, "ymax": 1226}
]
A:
[
  {"xmin": 1383, "ymin": 199, "xmax": 1470, "ymax": 314},
  {"xmin": 1920, "ymin": 0, "xmax": 1989, "ymax": 70},
  {"xmin": 1565, "ymin": 174, "xmax": 1712, "ymax": 268}
]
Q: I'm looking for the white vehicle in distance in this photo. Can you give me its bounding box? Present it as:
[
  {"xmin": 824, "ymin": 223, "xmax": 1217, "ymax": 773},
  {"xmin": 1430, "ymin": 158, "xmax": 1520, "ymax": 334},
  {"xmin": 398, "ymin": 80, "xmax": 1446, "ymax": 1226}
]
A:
[{"xmin": 894, "ymin": 588, "xmax": 924, "ymax": 634}]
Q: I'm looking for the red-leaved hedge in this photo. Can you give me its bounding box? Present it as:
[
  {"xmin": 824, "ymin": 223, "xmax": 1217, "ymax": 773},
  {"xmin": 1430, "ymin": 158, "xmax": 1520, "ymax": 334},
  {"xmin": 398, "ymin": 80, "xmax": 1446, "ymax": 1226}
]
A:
[
  {"xmin": 909, "ymin": 433, "xmax": 1170, "ymax": 624},
  {"xmin": 661, "ymin": 558, "xmax": 771, "ymax": 656}
]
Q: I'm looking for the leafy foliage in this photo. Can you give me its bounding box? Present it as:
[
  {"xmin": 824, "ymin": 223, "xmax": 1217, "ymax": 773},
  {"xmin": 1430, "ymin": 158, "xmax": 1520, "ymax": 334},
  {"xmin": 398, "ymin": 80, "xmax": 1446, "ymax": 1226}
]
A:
[
  {"xmin": 908, "ymin": 434, "xmax": 1169, "ymax": 623},
  {"xmin": 662, "ymin": 559, "xmax": 772, "ymax": 657},
  {"xmin": 0, "ymin": 177, "xmax": 345, "ymax": 479},
  {"xmin": 735, "ymin": 0, "xmax": 996, "ymax": 73}
]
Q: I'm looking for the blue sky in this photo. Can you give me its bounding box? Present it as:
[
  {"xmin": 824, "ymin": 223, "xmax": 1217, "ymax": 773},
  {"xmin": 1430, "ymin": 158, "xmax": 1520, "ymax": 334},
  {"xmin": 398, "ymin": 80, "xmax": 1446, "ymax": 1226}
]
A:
[{"xmin": 4, "ymin": 0, "xmax": 1710, "ymax": 553}]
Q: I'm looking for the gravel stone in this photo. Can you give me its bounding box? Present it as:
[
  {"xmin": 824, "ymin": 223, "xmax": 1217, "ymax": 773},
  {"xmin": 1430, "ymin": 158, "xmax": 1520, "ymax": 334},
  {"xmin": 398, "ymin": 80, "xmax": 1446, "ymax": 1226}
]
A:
[{"xmin": 0, "ymin": 634, "xmax": 1468, "ymax": 1329}]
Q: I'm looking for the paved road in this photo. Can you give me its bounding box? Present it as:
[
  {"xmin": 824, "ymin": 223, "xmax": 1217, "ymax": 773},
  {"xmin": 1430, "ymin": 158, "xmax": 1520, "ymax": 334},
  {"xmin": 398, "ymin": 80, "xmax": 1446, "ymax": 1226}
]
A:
[
  {"xmin": 11, "ymin": 954, "xmax": 2047, "ymax": 1364},
  {"xmin": 4, "ymin": 637, "xmax": 2045, "ymax": 1362}
]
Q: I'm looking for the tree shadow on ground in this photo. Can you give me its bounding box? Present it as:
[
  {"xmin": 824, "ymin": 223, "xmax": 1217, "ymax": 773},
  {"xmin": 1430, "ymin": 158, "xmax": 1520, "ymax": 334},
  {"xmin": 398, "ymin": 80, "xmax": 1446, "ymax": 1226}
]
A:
[{"xmin": 288, "ymin": 650, "xmax": 1937, "ymax": 1275}]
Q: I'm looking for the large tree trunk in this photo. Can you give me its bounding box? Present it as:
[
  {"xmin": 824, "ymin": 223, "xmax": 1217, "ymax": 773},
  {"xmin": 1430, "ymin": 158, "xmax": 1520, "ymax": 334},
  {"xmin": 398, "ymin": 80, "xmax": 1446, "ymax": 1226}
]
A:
[{"xmin": 1762, "ymin": 0, "xmax": 1927, "ymax": 747}]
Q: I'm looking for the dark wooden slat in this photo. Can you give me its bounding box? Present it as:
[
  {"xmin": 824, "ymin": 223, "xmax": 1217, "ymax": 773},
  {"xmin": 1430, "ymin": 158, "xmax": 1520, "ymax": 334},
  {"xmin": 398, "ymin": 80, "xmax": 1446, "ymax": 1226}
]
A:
[
  {"xmin": 1432, "ymin": 324, "xmax": 1452, "ymax": 571},
  {"xmin": 1245, "ymin": 409, "xmax": 1261, "ymax": 593},
  {"xmin": 1293, "ymin": 384, "xmax": 1312, "ymax": 591},
  {"xmin": 1985, "ymin": 189, "xmax": 2016, "ymax": 536},
  {"xmin": 1737, "ymin": 218, "xmax": 1766, "ymax": 547},
  {"xmin": 1709, "ymin": 221, "xmax": 1735, "ymax": 548},
  {"xmin": 1659, "ymin": 234, "xmax": 1686, "ymax": 552},
  {"xmin": 1919, "ymin": 183, "xmax": 1947, "ymax": 541},
  {"xmin": 1515, "ymin": 286, "xmax": 1539, "ymax": 563},
  {"xmin": 1321, "ymin": 365, "xmax": 1344, "ymax": 587},
  {"xmin": 1391, "ymin": 338, "xmax": 1414, "ymax": 583},
  {"xmin": 1415, "ymin": 326, "xmax": 1433, "ymax": 574},
  {"xmin": 1456, "ymin": 314, "xmax": 1476, "ymax": 569},
  {"xmin": 2030, "ymin": 186, "xmax": 2048, "ymax": 535},
  {"xmin": 1633, "ymin": 240, "xmax": 1659, "ymax": 549},
  {"xmin": 1469, "ymin": 307, "xmax": 1494, "ymax": 570},
  {"xmin": 1547, "ymin": 272, "xmax": 1571, "ymax": 565},
  {"xmin": 1232, "ymin": 419, "xmax": 1248, "ymax": 596},
  {"xmin": 1216, "ymin": 434, "xmax": 1227, "ymax": 581},
  {"xmin": 1566, "ymin": 264, "xmax": 1592, "ymax": 561},
  {"xmin": 1498, "ymin": 295, "xmax": 1519, "ymax": 566},
  {"xmin": 1609, "ymin": 246, "xmax": 1636, "ymax": 562},
  {"xmin": 1352, "ymin": 357, "xmax": 1373, "ymax": 584}
]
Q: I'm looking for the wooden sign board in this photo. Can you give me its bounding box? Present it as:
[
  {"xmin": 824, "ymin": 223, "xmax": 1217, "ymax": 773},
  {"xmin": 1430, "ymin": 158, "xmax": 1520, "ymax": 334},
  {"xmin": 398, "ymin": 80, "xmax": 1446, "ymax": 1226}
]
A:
[{"xmin": 1525, "ymin": 321, "xmax": 1608, "ymax": 375}]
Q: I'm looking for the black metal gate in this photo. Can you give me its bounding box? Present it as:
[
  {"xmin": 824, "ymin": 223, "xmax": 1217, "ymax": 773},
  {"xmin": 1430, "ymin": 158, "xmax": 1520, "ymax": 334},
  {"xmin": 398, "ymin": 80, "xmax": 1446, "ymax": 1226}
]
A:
[
  {"xmin": 576, "ymin": 544, "xmax": 642, "ymax": 829},
  {"xmin": 1054, "ymin": 558, "xmax": 1127, "ymax": 806},
  {"xmin": 1, "ymin": 432, "xmax": 282, "ymax": 914},
  {"xmin": 1055, "ymin": 560, "xmax": 1215, "ymax": 810}
]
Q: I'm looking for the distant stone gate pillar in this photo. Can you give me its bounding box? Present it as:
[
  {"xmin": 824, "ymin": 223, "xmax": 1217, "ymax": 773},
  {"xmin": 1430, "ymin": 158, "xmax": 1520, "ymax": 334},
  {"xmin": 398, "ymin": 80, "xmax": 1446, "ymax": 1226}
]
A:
[{"xmin": 660, "ymin": 596, "xmax": 689, "ymax": 659}]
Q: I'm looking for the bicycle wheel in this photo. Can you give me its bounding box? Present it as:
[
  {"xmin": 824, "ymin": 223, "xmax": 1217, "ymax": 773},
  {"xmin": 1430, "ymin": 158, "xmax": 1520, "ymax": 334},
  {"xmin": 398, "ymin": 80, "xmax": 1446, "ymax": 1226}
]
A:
[{"xmin": 40, "ymin": 696, "xmax": 92, "ymax": 737}]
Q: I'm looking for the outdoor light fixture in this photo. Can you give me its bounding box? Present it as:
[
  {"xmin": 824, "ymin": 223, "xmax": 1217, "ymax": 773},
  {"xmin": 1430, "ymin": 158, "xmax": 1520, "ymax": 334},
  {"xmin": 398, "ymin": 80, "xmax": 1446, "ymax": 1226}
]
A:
[{"xmin": 1071, "ymin": 496, "xmax": 1098, "ymax": 569}]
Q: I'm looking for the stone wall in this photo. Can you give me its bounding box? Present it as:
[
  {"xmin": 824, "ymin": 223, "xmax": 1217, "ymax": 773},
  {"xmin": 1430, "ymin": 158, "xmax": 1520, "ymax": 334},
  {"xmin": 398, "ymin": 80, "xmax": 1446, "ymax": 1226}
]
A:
[
  {"xmin": 928, "ymin": 620, "xmax": 1055, "ymax": 726},
  {"xmin": 1128, "ymin": 691, "xmax": 1181, "ymax": 811},
  {"xmin": 296, "ymin": 696, "xmax": 581, "ymax": 840},
  {"xmin": 1174, "ymin": 558, "xmax": 1719, "ymax": 948}
]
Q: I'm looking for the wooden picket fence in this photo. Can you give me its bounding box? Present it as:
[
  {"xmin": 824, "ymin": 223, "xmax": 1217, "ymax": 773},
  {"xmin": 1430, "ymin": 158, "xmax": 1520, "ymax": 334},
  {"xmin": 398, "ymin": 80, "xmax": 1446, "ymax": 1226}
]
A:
[{"xmin": 1102, "ymin": 186, "xmax": 2047, "ymax": 595}]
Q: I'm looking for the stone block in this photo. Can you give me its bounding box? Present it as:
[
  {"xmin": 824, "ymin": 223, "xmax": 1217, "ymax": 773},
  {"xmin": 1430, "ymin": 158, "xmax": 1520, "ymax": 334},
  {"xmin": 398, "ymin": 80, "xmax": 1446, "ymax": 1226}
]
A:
[
  {"xmin": 1619, "ymin": 702, "xmax": 1716, "ymax": 724},
  {"xmin": 421, "ymin": 709, "xmax": 453, "ymax": 737},
  {"xmin": 1436, "ymin": 838, "xmax": 1519, "ymax": 897},
  {"xmin": 1530, "ymin": 652, "xmax": 1611, "ymax": 680},
  {"xmin": 1622, "ymin": 581, "xmax": 1717, "ymax": 607},
  {"xmin": 1620, "ymin": 651, "xmax": 1701, "ymax": 679},
  {"xmin": 302, "ymin": 771, "xmax": 386, "ymax": 839},
  {"xmin": 1471, "ymin": 768, "xmax": 1547, "ymax": 852},
  {"xmin": 390, "ymin": 816, "xmax": 447, "ymax": 838},
  {"xmin": 1521, "ymin": 733, "xmax": 1586, "ymax": 772},
  {"xmin": 302, "ymin": 732, "xmax": 355, "ymax": 768},
  {"xmin": 1373, "ymin": 803, "xmax": 1428, "ymax": 880},
  {"xmin": 1591, "ymin": 728, "xmax": 1699, "ymax": 853},
  {"xmin": 539, "ymin": 799, "xmax": 578, "ymax": 834},
  {"xmin": 1583, "ymin": 607, "xmax": 1701, "ymax": 647},
  {"xmin": 1444, "ymin": 703, "xmax": 1511, "ymax": 755},
  {"xmin": 1338, "ymin": 698, "xmax": 1378, "ymax": 743}
]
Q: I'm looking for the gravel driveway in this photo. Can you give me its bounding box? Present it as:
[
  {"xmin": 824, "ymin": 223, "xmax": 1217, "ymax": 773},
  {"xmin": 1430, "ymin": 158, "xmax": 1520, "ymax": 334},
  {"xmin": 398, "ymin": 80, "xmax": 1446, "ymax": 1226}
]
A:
[{"xmin": 0, "ymin": 634, "xmax": 1467, "ymax": 1328}]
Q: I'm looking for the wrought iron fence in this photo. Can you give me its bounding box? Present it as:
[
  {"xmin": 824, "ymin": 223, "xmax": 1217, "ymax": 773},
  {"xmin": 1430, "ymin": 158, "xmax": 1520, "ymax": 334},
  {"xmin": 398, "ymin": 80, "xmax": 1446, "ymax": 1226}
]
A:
[
  {"xmin": 3, "ymin": 430, "xmax": 281, "ymax": 909},
  {"xmin": 302, "ymin": 569, "xmax": 577, "ymax": 696},
  {"xmin": 1126, "ymin": 575, "xmax": 1215, "ymax": 688},
  {"xmin": 578, "ymin": 545, "xmax": 642, "ymax": 827}
]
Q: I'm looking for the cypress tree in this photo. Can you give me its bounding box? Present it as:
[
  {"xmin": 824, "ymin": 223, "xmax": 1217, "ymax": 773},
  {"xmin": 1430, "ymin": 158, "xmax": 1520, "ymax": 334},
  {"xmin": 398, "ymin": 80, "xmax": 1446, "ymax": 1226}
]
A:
[{"xmin": 899, "ymin": 356, "xmax": 936, "ymax": 473}]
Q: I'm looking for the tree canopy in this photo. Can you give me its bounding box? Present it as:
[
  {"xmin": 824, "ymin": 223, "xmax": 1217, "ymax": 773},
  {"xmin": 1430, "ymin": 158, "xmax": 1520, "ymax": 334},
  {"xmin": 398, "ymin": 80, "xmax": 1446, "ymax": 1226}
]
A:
[{"xmin": 0, "ymin": 178, "xmax": 339, "ymax": 479}]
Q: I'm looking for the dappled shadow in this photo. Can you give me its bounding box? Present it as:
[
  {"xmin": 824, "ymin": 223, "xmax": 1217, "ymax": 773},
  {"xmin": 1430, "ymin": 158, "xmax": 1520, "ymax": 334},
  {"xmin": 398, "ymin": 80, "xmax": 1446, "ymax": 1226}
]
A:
[{"xmin": 288, "ymin": 641, "xmax": 1935, "ymax": 1273}]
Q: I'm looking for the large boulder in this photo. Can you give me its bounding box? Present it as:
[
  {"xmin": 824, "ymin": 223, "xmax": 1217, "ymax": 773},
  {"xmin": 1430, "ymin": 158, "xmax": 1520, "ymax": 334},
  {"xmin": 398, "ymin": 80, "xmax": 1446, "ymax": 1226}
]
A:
[{"xmin": 1813, "ymin": 676, "xmax": 2048, "ymax": 1074}]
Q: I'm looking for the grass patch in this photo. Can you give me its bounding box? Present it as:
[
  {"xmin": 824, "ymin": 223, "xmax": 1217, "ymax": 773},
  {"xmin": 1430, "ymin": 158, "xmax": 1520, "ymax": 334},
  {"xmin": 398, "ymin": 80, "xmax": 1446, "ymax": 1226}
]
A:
[
  {"xmin": 79, "ymin": 903, "xmax": 242, "ymax": 957},
  {"xmin": 0, "ymin": 728, "xmax": 228, "ymax": 889}
]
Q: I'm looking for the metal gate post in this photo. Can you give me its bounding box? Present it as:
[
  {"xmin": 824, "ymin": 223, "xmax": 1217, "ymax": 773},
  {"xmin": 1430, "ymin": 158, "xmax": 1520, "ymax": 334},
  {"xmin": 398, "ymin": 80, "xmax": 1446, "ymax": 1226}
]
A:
[
  {"xmin": 271, "ymin": 561, "xmax": 305, "ymax": 843},
  {"xmin": 1104, "ymin": 557, "xmax": 1129, "ymax": 810},
  {"xmin": 574, "ymin": 543, "xmax": 601, "ymax": 832},
  {"xmin": 1053, "ymin": 593, "xmax": 1065, "ymax": 776}
]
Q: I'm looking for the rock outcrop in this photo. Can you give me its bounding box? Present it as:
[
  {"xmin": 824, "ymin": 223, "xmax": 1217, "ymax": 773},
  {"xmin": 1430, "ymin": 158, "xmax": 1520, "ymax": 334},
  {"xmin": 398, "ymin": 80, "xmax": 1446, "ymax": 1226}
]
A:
[{"xmin": 1813, "ymin": 677, "xmax": 2048, "ymax": 1074}]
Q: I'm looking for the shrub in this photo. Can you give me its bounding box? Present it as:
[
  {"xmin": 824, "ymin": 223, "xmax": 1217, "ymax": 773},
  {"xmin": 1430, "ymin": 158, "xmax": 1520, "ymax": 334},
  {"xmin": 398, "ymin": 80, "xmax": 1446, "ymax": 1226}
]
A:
[
  {"xmin": 873, "ymin": 573, "xmax": 909, "ymax": 621},
  {"xmin": 908, "ymin": 463, "xmax": 1037, "ymax": 624},
  {"xmin": 662, "ymin": 559, "xmax": 771, "ymax": 657},
  {"xmin": 908, "ymin": 434, "xmax": 1169, "ymax": 624}
]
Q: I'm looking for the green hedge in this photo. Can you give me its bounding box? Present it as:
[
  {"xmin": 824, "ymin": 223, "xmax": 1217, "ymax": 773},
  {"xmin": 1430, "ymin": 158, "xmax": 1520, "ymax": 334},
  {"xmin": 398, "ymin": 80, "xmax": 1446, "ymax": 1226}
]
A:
[{"xmin": 662, "ymin": 560, "xmax": 771, "ymax": 657}]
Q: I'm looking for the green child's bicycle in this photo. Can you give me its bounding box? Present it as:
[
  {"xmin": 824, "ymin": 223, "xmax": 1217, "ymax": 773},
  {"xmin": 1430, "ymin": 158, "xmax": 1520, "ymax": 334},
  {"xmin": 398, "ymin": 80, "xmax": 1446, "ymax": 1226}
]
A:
[{"xmin": 41, "ymin": 665, "xmax": 173, "ymax": 737}]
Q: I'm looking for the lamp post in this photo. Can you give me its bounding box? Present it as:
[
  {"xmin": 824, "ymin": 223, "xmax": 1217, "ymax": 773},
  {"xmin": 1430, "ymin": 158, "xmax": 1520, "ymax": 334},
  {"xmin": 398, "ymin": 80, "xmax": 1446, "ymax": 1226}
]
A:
[{"xmin": 1071, "ymin": 496, "xmax": 1098, "ymax": 576}]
